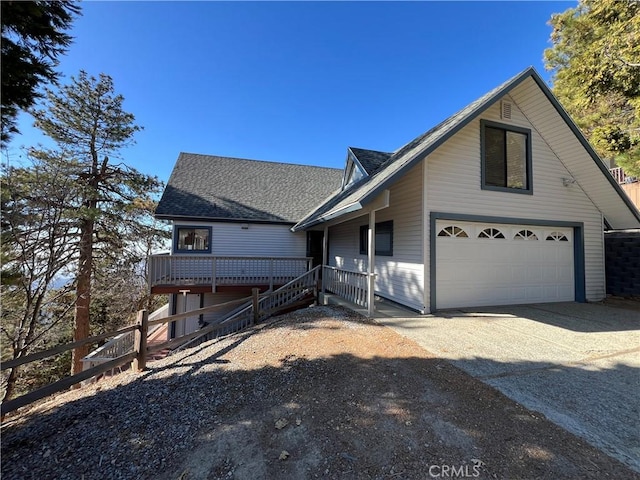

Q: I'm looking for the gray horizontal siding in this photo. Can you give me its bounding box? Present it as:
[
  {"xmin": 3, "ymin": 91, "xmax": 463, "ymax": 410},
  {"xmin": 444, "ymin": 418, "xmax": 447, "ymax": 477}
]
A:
[
  {"xmin": 173, "ymin": 221, "xmax": 306, "ymax": 257},
  {"xmin": 329, "ymin": 163, "xmax": 425, "ymax": 311}
]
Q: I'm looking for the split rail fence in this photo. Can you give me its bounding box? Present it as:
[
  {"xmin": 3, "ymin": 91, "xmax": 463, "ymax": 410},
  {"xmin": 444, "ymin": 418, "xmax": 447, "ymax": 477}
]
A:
[{"xmin": 1, "ymin": 266, "xmax": 320, "ymax": 417}]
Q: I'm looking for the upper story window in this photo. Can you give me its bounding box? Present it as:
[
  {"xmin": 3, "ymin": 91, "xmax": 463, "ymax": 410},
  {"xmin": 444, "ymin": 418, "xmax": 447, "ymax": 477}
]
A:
[
  {"xmin": 359, "ymin": 220, "xmax": 393, "ymax": 256},
  {"xmin": 481, "ymin": 120, "xmax": 532, "ymax": 194},
  {"xmin": 175, "ymin": 227, "xmax": 211, "ymax": 253},
  {"xmin": 343, "ymin": 157, "xmax": 365, "ymax": 190}
]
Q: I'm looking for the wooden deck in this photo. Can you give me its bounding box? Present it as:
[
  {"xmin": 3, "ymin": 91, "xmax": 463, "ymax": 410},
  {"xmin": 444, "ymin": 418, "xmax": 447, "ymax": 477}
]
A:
[{"xmin": 148, "ymin": 255, "xmax": 313, "ymax": 294}]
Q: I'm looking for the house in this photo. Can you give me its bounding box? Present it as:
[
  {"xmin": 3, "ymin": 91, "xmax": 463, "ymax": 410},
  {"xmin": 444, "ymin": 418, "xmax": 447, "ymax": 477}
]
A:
[
  {"xmin": 151, "ymin": 154, "xmax": 343, "ymax": 335},
  {"xmin": 153, "ymin": 67, "xmax": 640, "ymax": 333}
]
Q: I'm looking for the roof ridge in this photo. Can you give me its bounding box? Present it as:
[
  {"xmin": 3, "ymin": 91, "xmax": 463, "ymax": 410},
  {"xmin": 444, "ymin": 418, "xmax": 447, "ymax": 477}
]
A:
[
  {"xmin": 179, "ymin": 152, "xmax": 342, "ymax": 172},
  {"xmin": 348, "ymin": 146, "xmax": 393, "ymax": 155}
]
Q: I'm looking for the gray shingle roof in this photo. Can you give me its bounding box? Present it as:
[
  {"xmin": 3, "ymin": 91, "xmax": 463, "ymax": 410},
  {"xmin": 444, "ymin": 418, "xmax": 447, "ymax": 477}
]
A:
[
  {"xmin": 155, "ymin": 153, "xmax": 343, "ymax": 223},
  {"xmin": 349, "ymin": 147, "xmax": 392, "ymax": 175}
]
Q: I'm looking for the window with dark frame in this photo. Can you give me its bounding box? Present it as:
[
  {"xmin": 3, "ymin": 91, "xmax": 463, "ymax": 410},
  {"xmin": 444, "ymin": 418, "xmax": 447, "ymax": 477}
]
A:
[
  {"xmin": 481, "ymin": 120, "xmax": 531, "ymax": 193},
  {"xmin": 175, "ymin": 227, "xmax": 211, "ymax": 252},
  {"xmin": 359, "ymin": 220, "xmax": 393, "ymax": 256}
]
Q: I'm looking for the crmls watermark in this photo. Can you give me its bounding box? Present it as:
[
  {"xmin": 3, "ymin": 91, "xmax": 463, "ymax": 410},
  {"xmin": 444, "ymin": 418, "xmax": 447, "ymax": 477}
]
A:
[{"xmin": 427, "ymin": 461, "xmax": 483, "ymax": 478}]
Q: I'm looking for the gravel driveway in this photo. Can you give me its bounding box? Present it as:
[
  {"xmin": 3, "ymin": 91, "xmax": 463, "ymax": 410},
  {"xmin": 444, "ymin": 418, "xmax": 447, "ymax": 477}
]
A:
[
  {"xmin": 377, "ymin": 301, "xmax": 640, "ymax": 472},
  {"xmin": 4, "ymin": 305, "xmax": 639, "ymax": 479}
]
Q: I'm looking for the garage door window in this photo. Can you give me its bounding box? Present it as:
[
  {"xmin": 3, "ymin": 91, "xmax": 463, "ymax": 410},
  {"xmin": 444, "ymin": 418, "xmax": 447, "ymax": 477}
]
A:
[
  {"xmin": 514, "ymin": 229, "xmax": 538, "ymax": 240},
  {"xmin": 478, "ymin": 228, "xmax": 505, "ymax": 239},
  {"xmin": 481, "ymin": 120, "xmax": 532, "ymax": 194},
  {"xmin": 546, "ymin": 232, "xmax": 569, "ymax": 242},
  {"xmin": 438, "ymin": 226, "xmax": 469, "ymax": 237}
]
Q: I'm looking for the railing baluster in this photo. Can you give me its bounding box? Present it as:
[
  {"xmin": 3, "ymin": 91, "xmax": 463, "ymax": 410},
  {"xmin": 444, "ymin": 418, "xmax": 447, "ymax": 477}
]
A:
[
  {"xmin": 269, "ymin": 258, "xmax": 274, "ymax": 290},
  {"xmin": 321, "ymin": 265, "xmax": 370, "ymax": 307}
]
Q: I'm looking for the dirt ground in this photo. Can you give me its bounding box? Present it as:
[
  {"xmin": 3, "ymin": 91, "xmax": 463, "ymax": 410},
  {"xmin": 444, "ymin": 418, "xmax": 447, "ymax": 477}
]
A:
[{"xmin": 2, "ymin": 305, "xmax": 638, "ymax": 480}]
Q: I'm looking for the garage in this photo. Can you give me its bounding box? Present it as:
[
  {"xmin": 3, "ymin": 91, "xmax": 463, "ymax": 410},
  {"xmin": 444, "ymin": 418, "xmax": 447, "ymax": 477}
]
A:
[{"xmin": 435, "ymin": 220, "xmax": 575, "ymax": 309}]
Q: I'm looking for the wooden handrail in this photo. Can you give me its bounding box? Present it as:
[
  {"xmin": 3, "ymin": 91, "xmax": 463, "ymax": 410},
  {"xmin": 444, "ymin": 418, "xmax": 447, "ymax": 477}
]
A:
[
  {"xmin": 1, "ymin": 324, "xmax": 139, "ymax": 371},
  {"xmin": 323, "ymin": 265, "xmax": 373, "ymax": 310},
  {"xmin": 147, "ymin": 283, "xmax": 318, "ymax": 328},
  {"xmin": 323, "ymin": 265, "xmax": 376, "ymax": 276},
  {"xmin": 146, "ymin": 295, "xmax": 253, "ymax": 327},
  {"xmin": 147, "ymin": 312, "xmax": 250, "ymax": 354}
]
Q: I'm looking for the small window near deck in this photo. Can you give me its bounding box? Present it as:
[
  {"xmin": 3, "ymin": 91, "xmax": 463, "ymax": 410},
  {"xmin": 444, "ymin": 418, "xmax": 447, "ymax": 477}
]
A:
[
  {"xmin": 438, "ymin": 226, "xmax": 469, "ymax": 238},
  {"xmin": 359, "ymin": 221, "xmax": 393, "ymax": 256},
  {"xmin": 175, "ymin": 227, "xmax": 211, "ymax": 252}
]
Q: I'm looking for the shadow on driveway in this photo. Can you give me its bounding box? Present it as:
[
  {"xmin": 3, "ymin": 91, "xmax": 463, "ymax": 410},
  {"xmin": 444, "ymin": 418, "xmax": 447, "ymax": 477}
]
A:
[{"xmin": 378, "ymin": 301, "xmax": 640, "ymax": 472}]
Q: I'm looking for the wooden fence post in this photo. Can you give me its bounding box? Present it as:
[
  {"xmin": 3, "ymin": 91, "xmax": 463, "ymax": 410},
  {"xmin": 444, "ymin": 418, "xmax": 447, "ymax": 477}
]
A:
[
  {"xmin": 133, "ymin": 309, "xmax": 148, "ymax": 372},
  {"xmin": 252, "ymin": 288, "xmax": 260, "ymax": 324}
]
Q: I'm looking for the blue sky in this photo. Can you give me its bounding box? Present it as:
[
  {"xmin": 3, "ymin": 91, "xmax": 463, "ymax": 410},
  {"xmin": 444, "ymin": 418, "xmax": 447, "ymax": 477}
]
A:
[{"xmin": 6, "ymin": 1, "xmax": 574, "ymax": 184}]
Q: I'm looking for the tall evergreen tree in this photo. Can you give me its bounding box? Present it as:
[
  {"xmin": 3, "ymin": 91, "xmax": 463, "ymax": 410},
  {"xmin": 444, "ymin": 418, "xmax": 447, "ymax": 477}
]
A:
[
  {"xmin": 544, "ymin": 0, "xmax": 640, "ymax": 177},
  {"xmin": 30, "ymin": 71, "xmax": 163, "ymax": 375},
  {"xmin": 1, "ymin": 1, "xmax": 81, "ymax": 145}
]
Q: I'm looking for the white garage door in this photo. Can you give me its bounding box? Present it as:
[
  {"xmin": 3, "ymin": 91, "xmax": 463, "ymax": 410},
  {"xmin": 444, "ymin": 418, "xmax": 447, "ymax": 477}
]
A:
[{"xmin": 436, "ymin": 221, "xmax": 574, "ymax": 309}]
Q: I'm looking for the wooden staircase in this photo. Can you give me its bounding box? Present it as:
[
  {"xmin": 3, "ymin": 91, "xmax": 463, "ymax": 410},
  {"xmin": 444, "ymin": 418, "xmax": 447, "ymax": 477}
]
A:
[{"xmin": 173, "ymin": 266, "xmax": 320, "ymax": 352}]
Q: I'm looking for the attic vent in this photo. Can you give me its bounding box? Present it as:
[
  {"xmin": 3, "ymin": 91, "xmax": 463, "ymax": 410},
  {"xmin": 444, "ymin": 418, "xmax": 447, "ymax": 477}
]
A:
[{"xmin": 501, "ymin": 100, "xmax": 512, "ymax": 120}]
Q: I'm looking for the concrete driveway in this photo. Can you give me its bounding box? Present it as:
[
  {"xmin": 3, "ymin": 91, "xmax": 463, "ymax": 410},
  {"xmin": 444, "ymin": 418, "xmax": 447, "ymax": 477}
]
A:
[{"xmin": 376, "ymin": 301, "xmax": 640, "ymax": 472}]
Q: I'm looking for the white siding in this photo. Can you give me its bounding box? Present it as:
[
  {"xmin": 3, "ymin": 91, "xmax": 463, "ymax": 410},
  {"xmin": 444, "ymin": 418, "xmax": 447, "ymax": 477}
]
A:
[
  {"xmin": 173, "ymin": 221, "xmax": 306, "ymax": 257},
  {"xmin": 171, "ymin": 292, "xmax": 250, "ymax": 337},
  {"xmin": 328, "ymin": 163, "xmax": 425, "ymax": 311},
  {"xmin": 202, "ymin": 292, "xmax": 249, "ymax": 325},
  {"xmin": 426, "ymin": 91, "xmax": 606, "ymax": 306},
  {"xmin": 510, "ymin": 77, "xmax": 639, "ymax": 229}
]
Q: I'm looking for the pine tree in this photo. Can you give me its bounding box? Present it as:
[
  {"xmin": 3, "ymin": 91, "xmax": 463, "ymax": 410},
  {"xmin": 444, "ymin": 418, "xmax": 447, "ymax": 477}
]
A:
[
  {"xmin": 30, "ymin": 71, "xmax": 163, "ymax": 374},
  {"xmin": 544, "ymin": 0, "xmax": 640, "ymax": 177},
  {"xmin": 1, "ymin": 1, "xmax": 81, "ymax": 144}
]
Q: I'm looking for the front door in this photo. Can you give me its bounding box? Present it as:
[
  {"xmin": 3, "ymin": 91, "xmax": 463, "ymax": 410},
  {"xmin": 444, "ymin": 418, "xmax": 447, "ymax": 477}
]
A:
[{"xmin": 307, "ymin": 231, "xmax": 324, "ymax": 268}]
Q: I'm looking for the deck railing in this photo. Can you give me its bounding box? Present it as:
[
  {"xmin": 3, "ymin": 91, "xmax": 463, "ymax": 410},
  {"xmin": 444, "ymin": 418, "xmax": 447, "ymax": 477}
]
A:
[
  {"xmin": 148, "ymin": 255, "xmax": 313, "ymax": 290},
  {"xmin": 81, "ymin": 304, "xmax": 170, "ymax": 373},
  {"xmin": 323, "ymin": 266, "xmax": 372, "ymax": 308},
  {"xmin": 610, "ymin": 167, "xmax": 626, "ymax": 184},
  {"xmin": 610, "ymin": 167, "xmax": 638, "ymax": 184},
  {"xmin": 258, "ymin": 265, "xmax": 320, "ymax": 318}
]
